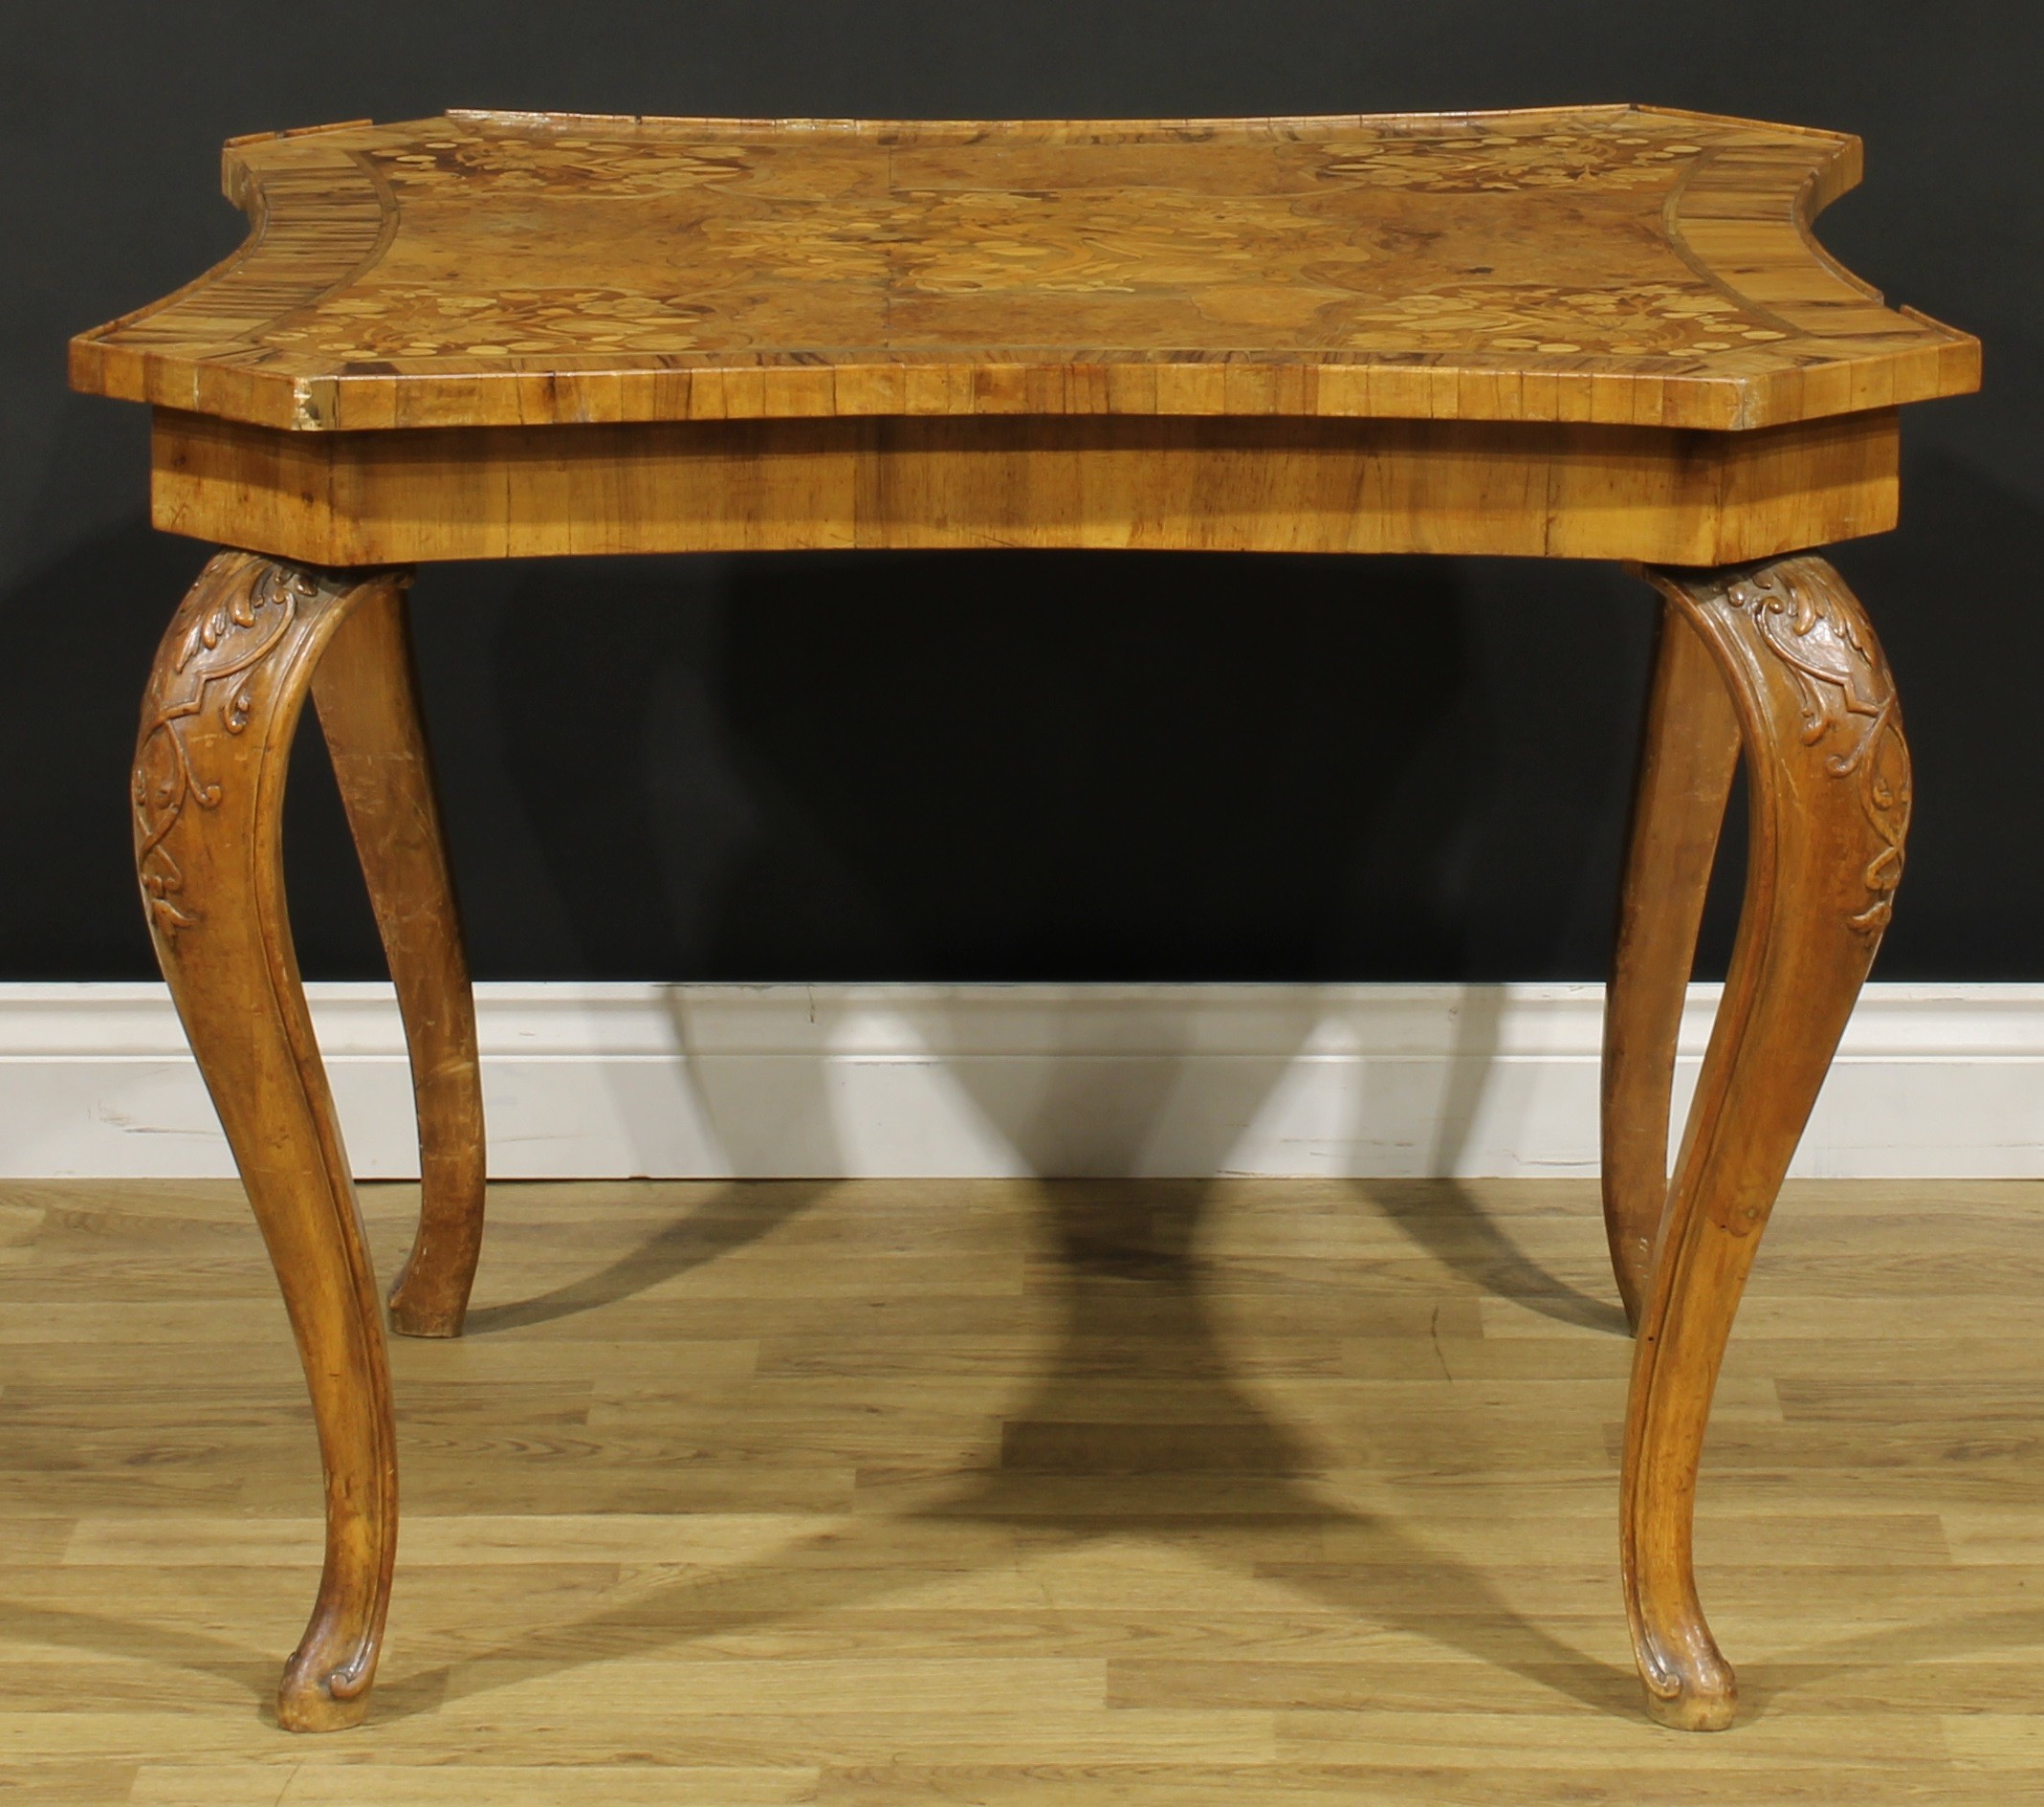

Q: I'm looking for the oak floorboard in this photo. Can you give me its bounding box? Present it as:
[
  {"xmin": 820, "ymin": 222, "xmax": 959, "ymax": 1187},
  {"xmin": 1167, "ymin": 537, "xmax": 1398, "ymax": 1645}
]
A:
[{"xmin": 1, "ymin": 1177, "xmax": 2040, "ymax": 1800}]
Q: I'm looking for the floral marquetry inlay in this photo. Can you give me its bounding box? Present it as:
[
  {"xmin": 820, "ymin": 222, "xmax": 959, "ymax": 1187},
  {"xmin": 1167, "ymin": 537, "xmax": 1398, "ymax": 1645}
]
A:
[{"xmin": 71, "ymin": 104, "xmax": 1977, "ymax": 432}]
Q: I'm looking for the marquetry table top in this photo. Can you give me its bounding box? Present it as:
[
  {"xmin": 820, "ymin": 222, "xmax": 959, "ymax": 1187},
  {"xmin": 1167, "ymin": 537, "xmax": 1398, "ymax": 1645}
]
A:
[{"xmin": 72, "ymin": 104, "xmax": 1977, "ymax": 434}]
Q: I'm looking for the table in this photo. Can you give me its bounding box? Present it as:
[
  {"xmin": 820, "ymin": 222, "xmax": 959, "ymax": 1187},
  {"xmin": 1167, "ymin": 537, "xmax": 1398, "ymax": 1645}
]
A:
[{"xmin": 72, "ymin": 104, "xmax": 1978, "ymax": 1734}]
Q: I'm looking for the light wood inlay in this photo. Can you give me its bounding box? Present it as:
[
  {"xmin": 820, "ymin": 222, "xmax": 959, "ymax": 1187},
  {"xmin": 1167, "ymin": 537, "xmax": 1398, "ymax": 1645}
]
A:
[
  {"xmin": 69, "ymin": 103, "xmax": 1978, "ymax": 1736},
  {"xmin": 71, "ymin": 106, "xmax": 1977, "ymax": 434}
]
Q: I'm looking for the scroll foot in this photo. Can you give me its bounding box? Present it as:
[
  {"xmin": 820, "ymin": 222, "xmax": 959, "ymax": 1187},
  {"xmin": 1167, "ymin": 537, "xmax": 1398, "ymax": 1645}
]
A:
[
  {"xmin": 134, "ymin": 550, "xmax": 407, "ymax": 1729},
  {"xmin": 1620, "ymin": 555, "xmax": 1910, "ymax": 1730}
]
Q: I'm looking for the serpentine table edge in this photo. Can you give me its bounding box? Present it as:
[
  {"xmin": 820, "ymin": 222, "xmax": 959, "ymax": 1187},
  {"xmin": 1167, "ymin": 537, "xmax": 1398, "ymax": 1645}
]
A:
[{"xmin": 72, "ymin": 102, "xmax": 1977, "ymax": 1735}]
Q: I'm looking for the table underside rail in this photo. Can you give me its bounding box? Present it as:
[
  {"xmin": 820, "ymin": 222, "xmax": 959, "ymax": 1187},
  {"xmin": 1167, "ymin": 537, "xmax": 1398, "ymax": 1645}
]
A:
[{"xmin": 151, "ymin": 408, "xmax": 1900, "ymax": 567}]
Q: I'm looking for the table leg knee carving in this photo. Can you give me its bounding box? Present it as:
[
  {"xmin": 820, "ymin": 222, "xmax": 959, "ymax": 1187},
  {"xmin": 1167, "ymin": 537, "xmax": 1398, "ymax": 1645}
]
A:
[
  {"xmin": 134, "ymin": 549, "xmax": 404, "ymax": 1730},
  {"xmin": 1620, "ymin": 555, "xmax": 1911, "ymax": 1730},
  {"xmin": 312, "ymin": 580, "xmax": 485, "ymax": 1338},
  {"xmin": 1603, "ymin": 606, "xmax": 1743, "ymax": 1330}
]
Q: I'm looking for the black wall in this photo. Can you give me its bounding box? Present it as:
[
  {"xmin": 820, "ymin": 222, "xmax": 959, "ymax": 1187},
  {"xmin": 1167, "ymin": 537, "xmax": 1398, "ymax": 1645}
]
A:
[{"xmin": 5, "ymin": 4, "xmax": 2037, "ymax": 982}]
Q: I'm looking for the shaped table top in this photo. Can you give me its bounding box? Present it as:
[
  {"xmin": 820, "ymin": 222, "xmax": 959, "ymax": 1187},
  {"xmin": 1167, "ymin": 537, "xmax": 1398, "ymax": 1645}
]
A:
[{"xmin": 72, "ymin": 105, "xmax": 1978, "ymax": 434}]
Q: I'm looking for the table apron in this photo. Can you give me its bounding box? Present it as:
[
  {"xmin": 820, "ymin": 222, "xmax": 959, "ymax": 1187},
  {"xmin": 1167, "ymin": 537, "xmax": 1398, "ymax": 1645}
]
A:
[{"xmin": 149, "ymin": 408, "xmax": 1900, "ymax": 566}]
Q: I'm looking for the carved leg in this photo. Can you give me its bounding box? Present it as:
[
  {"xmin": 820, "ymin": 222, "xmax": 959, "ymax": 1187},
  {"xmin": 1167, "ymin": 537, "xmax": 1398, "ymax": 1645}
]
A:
[
  {"xmin": 313, "ymin": 583, "xmax": 485, "ymax": 1338},
  {"xmin": 1601, "ymin": 609, "xmax": 1743, "ymax": 1327},
  {"xmin": 1621, "ymin": 555, "xmax": 1909, "ymax": 1730},
  {"xmin": 134, "ymin": 550, "xmax": 405, "ymax": 1730}
]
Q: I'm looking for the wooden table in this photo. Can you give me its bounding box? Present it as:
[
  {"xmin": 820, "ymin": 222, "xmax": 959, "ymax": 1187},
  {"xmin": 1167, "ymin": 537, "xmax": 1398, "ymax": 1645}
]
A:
[{"xmin": 72, "ymin": 104, "xmax": 1977, "ymax": 1735}]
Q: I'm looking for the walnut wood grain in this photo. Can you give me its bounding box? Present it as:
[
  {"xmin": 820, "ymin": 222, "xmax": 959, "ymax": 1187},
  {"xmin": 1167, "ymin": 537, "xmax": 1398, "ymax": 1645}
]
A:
[
  {"xmin": 1622, "ymin": 554, "xmax": 1910, "ymax": 1729},
  {"xmin": 72, "ymin": 106, "xmax": 1977, "ymax": 433},
  {"xmin": 149, "ymin": 406, "xmax": 1901, "ymax": 568},
  {"xmin": 132, "ymin": 550, "xmax": 406, "ymax": 1730},
  {"xmin": 311, "ymin": 585, "xmax": 484, "ymax": 1338},
  {"xmin": 87, "ymin": 103, "xmax": 1968, "ymax": 1738},
  {"xmin": 1601, "ymin": 608, "xmax": 1743, "ymax": 1327}
]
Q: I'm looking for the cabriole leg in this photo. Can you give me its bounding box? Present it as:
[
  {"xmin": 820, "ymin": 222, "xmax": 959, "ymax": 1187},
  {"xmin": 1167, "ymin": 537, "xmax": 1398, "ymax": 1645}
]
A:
[
  {"xmin": 313, "ymin": 583, "xmax": 485, "ymax": 1337},
  {"xmin": 1602, "ymin": 608, "xmax": 1743, "ymax": 1328},
  {"xmin": 1621, "ymin": 555, "xmax": 1910, "ymax": 1730},
  {"xmin": 133, "ymin": 549, "xmax": 407, "ymax": 1730}
]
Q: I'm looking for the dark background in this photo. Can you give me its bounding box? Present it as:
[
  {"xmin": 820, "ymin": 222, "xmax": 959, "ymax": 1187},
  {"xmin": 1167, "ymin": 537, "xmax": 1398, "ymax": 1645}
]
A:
[{"xmin": 4, "ymin": 4, "xmax": 2036, "ymax": 983}]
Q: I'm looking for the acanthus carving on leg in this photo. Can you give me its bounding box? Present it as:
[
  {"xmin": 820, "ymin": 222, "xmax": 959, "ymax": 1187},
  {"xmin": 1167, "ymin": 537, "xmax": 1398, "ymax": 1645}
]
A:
[
  {"xmin": 1619, "ymin": 553, "xmax": 1909, "ymax": 1730},
  {"xmin": 1714, "ymin": 559, "xmax": 1911, "ymax": 935},
  {"xmin": 136, "ymin": 548, "xmax": 410, "ymax": 1730},
  {"xmin": 135, "ymin": 562, "xmax": 323, "ymax": 937}
]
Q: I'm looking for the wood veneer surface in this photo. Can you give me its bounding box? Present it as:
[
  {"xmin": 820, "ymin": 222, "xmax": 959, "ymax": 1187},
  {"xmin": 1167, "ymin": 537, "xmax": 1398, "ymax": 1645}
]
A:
[{"xmin": 71, "ymin": 106, "xmax": 1979, "ymax": 433}]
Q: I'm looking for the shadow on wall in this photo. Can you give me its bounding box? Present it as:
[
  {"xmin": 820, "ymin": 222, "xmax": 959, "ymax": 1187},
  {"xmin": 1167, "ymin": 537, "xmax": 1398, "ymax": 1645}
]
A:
[
  {"xmin": 483, "ymin": 544, "xmax": 1621, "ymax": 1328},
  {"xmin": 487, "ymin": 548, "xmax": 1496, "ymax": 982},
  {"xmin": 0, "ymin": 521, "xmax": 215, "ymax": 978},
  {"xmin": 0, "ymin": 530, "xmax": 1659, "ymax": 985},
  {"xmin": 1831, "ymin": 442, "xmax": 2044, "ymax": 979},
  {"xmin": 0, "ymin": 433, "xmax": 2039, "ymax": 993}
]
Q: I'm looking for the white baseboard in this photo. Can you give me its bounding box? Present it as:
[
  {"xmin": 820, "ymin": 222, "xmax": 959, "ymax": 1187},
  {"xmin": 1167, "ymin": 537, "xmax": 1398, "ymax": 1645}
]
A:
[{"xmin": 0, "ymin": 981, "xmax": 2037, "ymax": 1181}]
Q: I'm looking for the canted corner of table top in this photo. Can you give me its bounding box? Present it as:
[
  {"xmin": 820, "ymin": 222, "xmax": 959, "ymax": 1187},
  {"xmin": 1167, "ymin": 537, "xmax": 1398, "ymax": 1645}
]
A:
[
  {"xmin": 71, "ymin": 102, "xmax": 1979, "ymax": 435},
  {"xmin": 86, "ymin": 97, "xmax": 1973, "ymax": 1749}
]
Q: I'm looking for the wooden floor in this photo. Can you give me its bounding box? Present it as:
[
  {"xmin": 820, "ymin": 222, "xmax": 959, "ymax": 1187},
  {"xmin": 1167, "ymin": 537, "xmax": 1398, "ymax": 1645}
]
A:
[{"xmin": 3, "ymin": 1175, "xmax": 2042, "ymax": 1802}]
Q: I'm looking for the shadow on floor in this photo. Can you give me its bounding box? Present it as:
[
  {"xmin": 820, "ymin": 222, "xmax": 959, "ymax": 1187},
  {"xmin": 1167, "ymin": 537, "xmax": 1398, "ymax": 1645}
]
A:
[{"xmin": 379, "ymin": 1172, "xmax": 1638, "ymax": 1724}]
